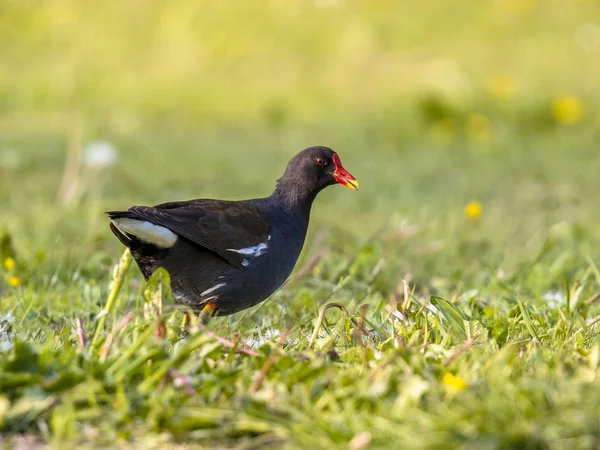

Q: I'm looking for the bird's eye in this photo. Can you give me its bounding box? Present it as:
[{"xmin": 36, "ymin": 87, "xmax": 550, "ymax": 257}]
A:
[{"xmin": 315, "ymin": 158, "xmax": 326, "ymax": 166}]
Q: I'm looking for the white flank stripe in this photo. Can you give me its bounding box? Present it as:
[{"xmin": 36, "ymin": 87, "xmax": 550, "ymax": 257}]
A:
[
  {"xmin": 226, "ymin": 242, "xmax": 268, "ymax": 257},
  {"xmin": 201, "ymin": 283, "xmax": 226, "ymax": 297},
  {"xmin": 112, "ymin": 218, "xmax": 178, "ymax": 248}
]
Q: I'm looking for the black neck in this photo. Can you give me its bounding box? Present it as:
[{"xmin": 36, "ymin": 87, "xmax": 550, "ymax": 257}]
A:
[{"xmin": 270, "ymin": 179, "xmax": 318, "ymax": 216}]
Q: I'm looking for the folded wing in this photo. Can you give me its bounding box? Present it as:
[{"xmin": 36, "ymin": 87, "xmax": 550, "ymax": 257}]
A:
[{"xmin": 108, "ymin": 199, "xmax": 270, "ymax": 269}]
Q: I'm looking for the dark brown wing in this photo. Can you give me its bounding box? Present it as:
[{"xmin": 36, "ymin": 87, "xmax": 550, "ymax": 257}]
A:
[{"xmin": 125, "ymin": 199, "xmax": 270, "ymax": 269}]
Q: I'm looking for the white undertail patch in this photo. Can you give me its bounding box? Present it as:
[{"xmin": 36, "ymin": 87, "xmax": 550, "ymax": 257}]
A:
[
  {"xmin": 200, "ymin": 283, "xmax": 226, "ymax": 297},
  {"xmin": 112, "ymin": 218, "xmax": 178, "ymax": 248}
]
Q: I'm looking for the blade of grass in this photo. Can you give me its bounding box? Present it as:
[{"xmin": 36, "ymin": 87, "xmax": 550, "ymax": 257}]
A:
[
  {"xmin": 90, "ymin": 249, "xmax": 132, "ymax": 352},
  {"xmin": 516, "ymin": 295, "xmax": 540, "ymax": 342}
]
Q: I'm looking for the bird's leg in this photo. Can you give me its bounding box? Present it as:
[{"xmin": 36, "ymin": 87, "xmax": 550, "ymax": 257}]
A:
[
  {"xmin": 180, "ymin": 312, "xmax": 191, "ymax": 337},
  {"xmin": 180, "ymin": 302, "xmax": 214, "ymax": 338},
  {"xmin": 199, "ymin": 302, "xmax": 216, "ymax": 326}
]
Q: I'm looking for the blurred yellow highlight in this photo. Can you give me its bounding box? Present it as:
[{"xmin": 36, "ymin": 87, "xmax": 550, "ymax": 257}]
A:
[
  {"xmin": 9, "ymin": 276, "xmax": 21, "ymax": 287},
  {"xmin": 443, "ymin": 372, "xmax": 466, "ymax": 393},
  {"xmin": 466, "ymin": 114, "xmax": 492, "ymax": 142},
  {"xmin": 465, "ymin": 201, "xmax": 482, "ymax": 220},
  {"xmin": 552, "ymin": 96, "xmax": 583, "ymax": 125},
  {"xmin": 430, "ymin": 119, "xmax": 456, "ymax": 143},
  {"xmin": 4, "ymin": 257, "xmax": 15, "ymax": 271},
  {"xmin": 487, "ymin": 74, "xmax": 516, "ymax": 100},
  {"xmin": 497, "ymin": 0, "xmax": 536, "ymax": 13}
]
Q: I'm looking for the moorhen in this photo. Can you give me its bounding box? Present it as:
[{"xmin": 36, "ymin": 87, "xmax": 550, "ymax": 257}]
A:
[{"xmin": 108, "ymin": 146, "xmax": 358, "ymax": 321}]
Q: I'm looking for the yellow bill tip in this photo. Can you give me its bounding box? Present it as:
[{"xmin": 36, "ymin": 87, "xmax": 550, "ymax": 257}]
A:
[{"xmin": 345, "ymin": 179, "xmax": 359, "ymax": 190}]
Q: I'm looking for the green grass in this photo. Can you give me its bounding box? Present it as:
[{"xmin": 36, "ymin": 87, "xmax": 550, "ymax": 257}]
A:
[{"xmin": 2, "ymin": 1, "xmax": 600, "ymax": 448}]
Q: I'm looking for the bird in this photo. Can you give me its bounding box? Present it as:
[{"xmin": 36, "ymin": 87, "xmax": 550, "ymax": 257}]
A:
[{"xmin": 107, "ymin": 146, "xmax": 358, "ymax": 322}]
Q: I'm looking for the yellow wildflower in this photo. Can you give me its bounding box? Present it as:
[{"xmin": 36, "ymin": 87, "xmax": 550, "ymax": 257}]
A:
[
  {"xmin": 465, "ymin": 201, "xmax": 482, "ymax": 220},
  {"xmin": 466, "ymin": 114, "xmax": 492, "ymax": 142},
  {"xmin": 552, "ymin": 96, "xmax": 583, "ymax": 125},
  {"xmin": 312, "ymin": 265, "xmax": 322, "ymax": 276},
  {"xmin": 487, "ymin": 73, "xmax": 515, "ymax": 100},
  {"xmin": 430, "ymin": 119, "xmax": 456, "ymax": 144},
  {"xmin": 443, "ymin": 372, "xmax": 466, "ymax": 393},
  {"xmin": 8, "ymin": 276, "xmax": 20, "ymax": 287},
  {"xmin": 3, "ymin": 257, "xmax": 15, "ymax": 271},
  {"xmin": 497, "ymin": 0, "xmax": 536, "ymax": 14}
]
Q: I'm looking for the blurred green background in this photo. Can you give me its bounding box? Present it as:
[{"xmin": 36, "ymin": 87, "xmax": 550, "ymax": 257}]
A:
[
  {"xmin": 3, "ymin": 1, "xmax": 600, "ymax": 447},
  {"xmin": 1, "ymin": 0, "xmax": 599, "ymax": 292}
]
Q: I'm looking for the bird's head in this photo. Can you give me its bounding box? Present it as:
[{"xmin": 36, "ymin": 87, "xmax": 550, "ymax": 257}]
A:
[{"xmin": 280, "ymin": 146, "xmax": 359, "ymax": 193}]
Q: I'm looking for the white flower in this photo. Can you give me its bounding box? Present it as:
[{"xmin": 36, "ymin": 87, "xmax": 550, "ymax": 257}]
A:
[
  {"xmin": 245, "ymin": 328, "xmax": 282, "ymax": 348},
  {"xmin": 83, "ymin": 141, "xmax": 118, "ymax": 168},
  {"xmin": 543, "ymin": 291, "xmax": 567, "ymax": 308},
  {"xmin": 0, "ymin": 313, "xmax": 15, "ymax": 352}
]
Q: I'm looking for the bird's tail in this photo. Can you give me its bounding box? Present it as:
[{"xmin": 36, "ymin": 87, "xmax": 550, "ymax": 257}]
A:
[{"xmin": 108, "ymin": 212, "xmax": 134, "ymax": 247}]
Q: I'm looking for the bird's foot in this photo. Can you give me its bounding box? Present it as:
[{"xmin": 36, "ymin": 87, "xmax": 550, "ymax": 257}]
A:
[{"xmin": 179, "ymin": 303, "xmax": 215, "ymax": 339}]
